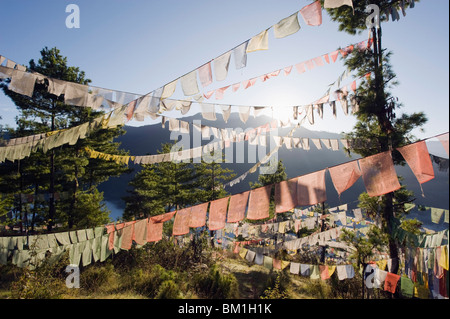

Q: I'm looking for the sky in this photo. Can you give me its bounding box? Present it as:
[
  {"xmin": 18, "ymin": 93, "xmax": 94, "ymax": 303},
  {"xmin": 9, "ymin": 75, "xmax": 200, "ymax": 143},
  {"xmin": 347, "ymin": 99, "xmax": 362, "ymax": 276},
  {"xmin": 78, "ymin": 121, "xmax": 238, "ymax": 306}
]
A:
[{"xmin": 1, "ymin": 0, "xmax": 449, "ymax": 141}]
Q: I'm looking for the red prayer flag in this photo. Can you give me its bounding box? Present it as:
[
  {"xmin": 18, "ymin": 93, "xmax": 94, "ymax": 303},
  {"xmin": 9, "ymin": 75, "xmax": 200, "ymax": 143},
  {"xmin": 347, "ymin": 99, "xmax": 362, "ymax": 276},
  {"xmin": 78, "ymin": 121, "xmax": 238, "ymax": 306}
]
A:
[
  {"xmin": 299, "ymin": 0, "xmax": 322, "ymax": 26},
  {"xmin": 275, "ymin": 178, "xmax": 297, "ymax": 213},
  {"xmin": 328, "ymin": 161, "xmax": 362, "ymax": 196},
  {"xmin": 208, "ymin": 197, "xmax": 229, "ymax": 231},
  {"xmin": 247, "ymin": 185, "xmax": 272, "ymax": 220},
  {"xmin": 397, "ymin": 141, "xmax": 434, "ymax": 185},
  {"xmin": 147, "ymin": 212, "xmax": 175, "ymax": 242},
  {"xmin": 297, "ymin": 170, "xmax": 327, "ymax": 206},
  {"xmin": 189, "ymin": 202, "xmax": 209, "ymax": 228},
  {"xmin": 384, "ymin": 272, "xmax": 400, "ymax": 294},
  {"xmin": 358, "ymin": 151, "xmax": 401, "ymax": 197},
  {"xmin": 172, "ymin": 207, "xmax": 192, "ymax": 236},
  {"xmin": 227, "ymin": 191, "xmax": 250, "ymax": 223}
]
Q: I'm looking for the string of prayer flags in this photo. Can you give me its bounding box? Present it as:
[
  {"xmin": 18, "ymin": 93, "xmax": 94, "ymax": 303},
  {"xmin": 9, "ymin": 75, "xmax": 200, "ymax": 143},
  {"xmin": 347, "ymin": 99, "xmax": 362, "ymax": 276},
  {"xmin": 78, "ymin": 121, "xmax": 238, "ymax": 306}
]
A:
[
  {"xmin": 358, "ymin": 151, "xmax": 401, "ymax": 197},
  {"xmin": 397, "ymin": 141, "xmax": 435, "ymax": 185}
]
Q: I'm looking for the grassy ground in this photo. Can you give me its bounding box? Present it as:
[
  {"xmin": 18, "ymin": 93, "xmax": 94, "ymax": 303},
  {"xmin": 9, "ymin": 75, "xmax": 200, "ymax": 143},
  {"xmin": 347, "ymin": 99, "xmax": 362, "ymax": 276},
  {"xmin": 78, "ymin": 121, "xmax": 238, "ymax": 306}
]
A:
[{"xmin": 0, "ymin": 247, "xmax": 348, "ymax": 299}]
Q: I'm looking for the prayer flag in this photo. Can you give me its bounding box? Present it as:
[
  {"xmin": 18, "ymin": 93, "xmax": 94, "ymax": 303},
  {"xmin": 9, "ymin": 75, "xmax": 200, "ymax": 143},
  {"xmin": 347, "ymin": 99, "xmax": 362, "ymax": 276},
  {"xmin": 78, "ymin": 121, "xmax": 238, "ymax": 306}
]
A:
[
  {"xmin": 247, "ymin": 185, "xmax": 272, "ymax": 220},
  {"xmin": 297, "ymin": 170, "xmax": 327, "ymax": 206},
  {"xmin": 299, "ymin": 1, "xmax": 322, "ymax": 26},
  {"xmin": 209, "ymin": 197, "xmax": 229, "ymax": 231},
  {"xmin": 227, "ymin": 191, "xmax": 250, "ymax": 223},
  {"xmin": 358, "ymin": 151, "xmax": 401, "ymax": 197},
  {"xmin": 328, "ymin": 160, "xmax": 362, "ymax": 196},
  {"xmin": 397, "ymin": 141, "xmax": 434, "ymax": 185},
  {"xmin": 273, "ymin": 12, "xmax": 301, "ymax": 38},
  {"xmin": 172, "ymin": 207, "xmax": 192, "ymax": 236},
  {"xmin": 275, "ymin": 178, "xmax": 297, "ymax": 213},
  {"xmin": 189, "ymin": 202, "xmax": 209, "ymax": 228},
  {"xmin": 247, "ymin": 29, "xmax": 269, "ymax": 53}
]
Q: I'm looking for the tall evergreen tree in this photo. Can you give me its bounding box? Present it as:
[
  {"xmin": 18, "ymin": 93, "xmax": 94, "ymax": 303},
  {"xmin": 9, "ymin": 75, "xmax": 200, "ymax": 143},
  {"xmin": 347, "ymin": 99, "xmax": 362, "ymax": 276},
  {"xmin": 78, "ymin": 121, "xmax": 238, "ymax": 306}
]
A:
[
  {"xmin": 123, "ymin": 143, "xmax": 236, "ymax": 221},
  {"xmin": 324, "ymin": 1, "xmax": 427, "ymax": 277},
  {"xmin": 0, "ymin": 47, "xmax": 130, "ymax": 231}
]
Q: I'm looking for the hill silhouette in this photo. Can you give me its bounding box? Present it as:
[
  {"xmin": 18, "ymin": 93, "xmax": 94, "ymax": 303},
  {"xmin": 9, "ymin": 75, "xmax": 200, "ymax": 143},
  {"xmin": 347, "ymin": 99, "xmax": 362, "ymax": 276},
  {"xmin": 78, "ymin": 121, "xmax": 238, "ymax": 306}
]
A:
[{"xmin": 99, "ymin": 113, "xmax": 449, "ymax": 231}]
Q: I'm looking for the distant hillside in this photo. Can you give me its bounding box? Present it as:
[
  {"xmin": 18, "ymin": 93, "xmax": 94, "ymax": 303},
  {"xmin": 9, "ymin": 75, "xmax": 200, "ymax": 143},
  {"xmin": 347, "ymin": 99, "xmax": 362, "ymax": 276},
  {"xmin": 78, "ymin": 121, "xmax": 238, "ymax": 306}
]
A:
[{"xmin": 99, "ymin": 113, "xmax": 449, "ymax": 227}]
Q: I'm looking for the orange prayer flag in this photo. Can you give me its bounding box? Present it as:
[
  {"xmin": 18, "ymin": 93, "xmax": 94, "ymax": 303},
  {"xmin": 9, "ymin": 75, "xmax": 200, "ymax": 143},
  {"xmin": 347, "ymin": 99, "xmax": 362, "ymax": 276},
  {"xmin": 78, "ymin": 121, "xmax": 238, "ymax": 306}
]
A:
[
  {"xmin": 358, "ymin": 151, "xmax": 401, "ymax": 197},
  {"xmin": 328, "ymin": 161, "xmax": 362, "ymax": 196},
  {"xmin": 247, "ymin": 185, "xmax": 272, "ymax": 220},
  {"xmin": 151, "ymin": 211, "xmax": 176, "ymax": 223},
  {"xmin": 147, "ymin": 219, "xmax": 163, "ymax": 243},
  {"xmin": 397, "ymin": 141, "xmax": 434, "ymax": 185},
  {"xmin": 172, "ymin": 207, "xmax": 192, "ymax": 236},
  {"xmin": 146, "ymin": 211, "xmax": 175, "ymax": 242},
  {"xmin": 189, "ymin": 202, "xmax": 209, "ymax": 228},
  {"xmin": 297, "ymin": 169, "xmax": 327, "ymax": 206},
  {"xmin": 275, "ymin": 178, "xmax": 297, "ymax": 213},
  {"xmin": 208, "ymin": 197, "xmax": 229, "ymax": 231},
  {"xmin": 227, "ymin": 191, "xmax": 250, "ymax": 223},
  {"xmin": 384, "ymin": 272, "xmax": 400, "ymax": 294}
]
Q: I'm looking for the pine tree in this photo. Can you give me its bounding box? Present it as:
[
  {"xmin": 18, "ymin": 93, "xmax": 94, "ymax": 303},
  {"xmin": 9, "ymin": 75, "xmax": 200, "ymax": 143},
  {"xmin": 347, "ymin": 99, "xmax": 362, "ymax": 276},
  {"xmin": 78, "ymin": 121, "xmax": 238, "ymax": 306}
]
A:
[
  {"xmin": 123, "ymin": 143, "xmax": 236, "ymax": 221},
  {"xmin": 0, "ymin": 47, "xmax": 130, "ymax": 231},
  {"xmin": 324, "ymin": 1, "xmax": 427, "ymax": 278}
]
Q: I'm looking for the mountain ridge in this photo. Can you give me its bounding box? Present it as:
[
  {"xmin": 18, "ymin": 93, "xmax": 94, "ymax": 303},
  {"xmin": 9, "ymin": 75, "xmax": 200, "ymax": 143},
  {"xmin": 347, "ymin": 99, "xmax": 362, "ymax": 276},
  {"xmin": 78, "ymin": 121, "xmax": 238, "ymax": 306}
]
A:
[{"xmin": 99, "ymin": 114, "xmax": 449, "ymax": 230}]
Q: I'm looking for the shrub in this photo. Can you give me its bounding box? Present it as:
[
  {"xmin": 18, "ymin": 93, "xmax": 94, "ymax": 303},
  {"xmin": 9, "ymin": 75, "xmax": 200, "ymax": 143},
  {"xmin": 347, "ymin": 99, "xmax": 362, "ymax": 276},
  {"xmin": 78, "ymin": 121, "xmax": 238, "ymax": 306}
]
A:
[
  {"xmin": 79, "ymin": 262, "xmax": 117, "ymax": 294},
  {"xmin": 155, "ymin": 280, "xmax": 182, "ymax": 299},
  {"xmin": 193, "ymin": 264, "xmax": 239, "ymax": 299},
  {"xmin": 260, "ymin": 272, "xmax": 289, "ymax": 299},
  {"xmin": 9, "ymin": 251, "xmax": 70, "ymax": 299}
]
